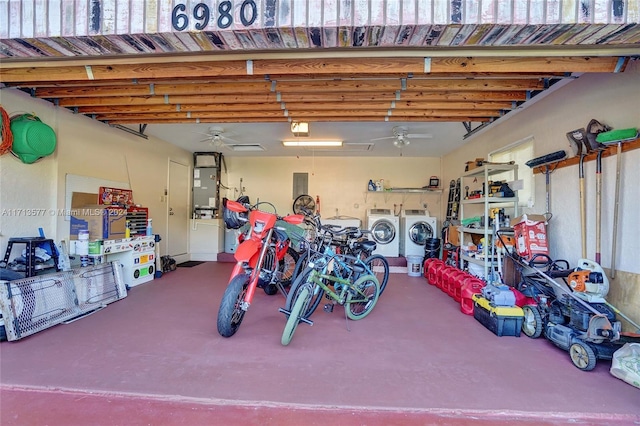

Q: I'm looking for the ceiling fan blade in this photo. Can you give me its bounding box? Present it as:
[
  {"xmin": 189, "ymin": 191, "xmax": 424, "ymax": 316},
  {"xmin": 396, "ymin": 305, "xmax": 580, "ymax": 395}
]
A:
[
  {"xmin": 370, "ymin": 136, "xmax": 395, "ymax": 141},
  {"xmin": 406, "ymin": 133, "xmax": 433, "ymax": 139},
  {"xmin": 192, "ymin": 130, "xmax": 214, "ymax": 137},
  {"xmin": 221, "ymin": 136, "xmax": 241, "ymax": 144}
]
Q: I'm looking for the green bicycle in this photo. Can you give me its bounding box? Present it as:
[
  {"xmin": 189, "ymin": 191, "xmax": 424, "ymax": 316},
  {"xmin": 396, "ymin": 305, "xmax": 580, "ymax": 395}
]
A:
[{"xmin": 280, "ymin": 252, "xmax": 380, "ymax": 346}]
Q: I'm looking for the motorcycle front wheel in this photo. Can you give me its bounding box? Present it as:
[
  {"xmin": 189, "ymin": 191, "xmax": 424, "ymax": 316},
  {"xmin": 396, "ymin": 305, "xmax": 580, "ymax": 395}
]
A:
[{"xmin": 217, "ymin": 273, "xmax": 250, "ymax": 337}]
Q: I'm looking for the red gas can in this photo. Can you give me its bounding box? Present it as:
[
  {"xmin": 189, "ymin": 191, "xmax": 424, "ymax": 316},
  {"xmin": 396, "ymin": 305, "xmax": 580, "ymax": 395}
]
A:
[
  {"xmin": 452, "ymin": 272, "xmax": 468, "ymax": 302},
  {"xmin": 424, "ymin": 258, "xmax": 439, "ymax": 280},
  {"xmin": 435, "ymin": 264, "xmax": 450, "ymax": 289},
  {"xmin": 440, "ymin": 266, "xmax": 456, "ymax": 292},
  {"xmin": 446, "ymin": 269, "xmax": 464, "ymax": 298},
  {"xmin": 460, "ymin": 277, "xmax": 485, "ymax": 315},
  {"xmin": 427, "ymin": 260, "xmax": 444, "ymax": 286}
]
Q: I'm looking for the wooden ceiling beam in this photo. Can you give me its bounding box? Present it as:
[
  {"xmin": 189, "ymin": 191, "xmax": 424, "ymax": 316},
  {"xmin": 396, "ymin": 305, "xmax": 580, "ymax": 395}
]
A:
[
  {"xmin": 95, "ymin": 108, "xmax": 497, "ymax": 121},
  {"xmin": 78, "ymin": 103, "xmax": 285, "ymax": 114},
  {"xmin": 104, "ymin": 116, "xmax": 491, "ymax": 125},
  {"xmin": 289, "ymin": 110, "xmax": 498, "ymax": 118},
  {"xmin": 79, "ymin": 100, "xmax": 512, "ymax": 115},
  {"xmin": 35, "ymin": 81, "xmax": 273, "ymax": 98},
  {"xmin": 274, "ymin": 78, "xmax": 544, "ymax": 92},
  {"xmin": 54, "ymin": 90, "xmax": 527, "ymax": 107},
  {"xmin": 0, "ymin": 56, "xmax": 620, "ymax": 83},
  {"xmin": 96, "ymin": 111, "xmax": 291, "ymax": 120},
  {"xmin": 57, "ymin": 94, "xmax": 279, "ymax": 107},
  {"xmin": 105, "ymin": 117, "xmax": 290, "ymax": 124},
  {"xmin": 4, "ymin": 72, "xmax": 567, "ymax": 88},
  {"xmin": 36, "ymin": 78, "xmax": 539, "ymax": 98}
]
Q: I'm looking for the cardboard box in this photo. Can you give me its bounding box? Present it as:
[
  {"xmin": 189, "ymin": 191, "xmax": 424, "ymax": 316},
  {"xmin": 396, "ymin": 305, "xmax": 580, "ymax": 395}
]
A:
[
  {"xmin": 70, "ymin": 193, "xmax": 127, "ymax": 240},
  {"xmin": 510, "ymin": 214, "xmax": 548, "ymax": 260},
  {"xmin": 448, "ymin": 224, "xmax": 460, "ymax": 246},
  {"xmin": 465, "ymin": 158, "xmax": 485, "ymax": 171}
]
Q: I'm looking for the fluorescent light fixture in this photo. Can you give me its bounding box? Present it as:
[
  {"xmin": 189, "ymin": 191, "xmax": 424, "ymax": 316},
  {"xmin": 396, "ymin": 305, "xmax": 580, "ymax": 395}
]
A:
[
  {"xmin": 291, "ymin": 121, "xmax": 309, "ymax": 137},
  {"xmin": 282, "ymin": 140, "xmax": 343, "ymax": 147}
]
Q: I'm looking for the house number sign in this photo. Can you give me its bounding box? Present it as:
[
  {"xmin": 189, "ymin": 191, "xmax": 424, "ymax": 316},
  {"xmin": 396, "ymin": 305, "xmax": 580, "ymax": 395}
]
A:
[{"xmin": 172, "ymin": 1, "xmax": 258, "ymax": 31}]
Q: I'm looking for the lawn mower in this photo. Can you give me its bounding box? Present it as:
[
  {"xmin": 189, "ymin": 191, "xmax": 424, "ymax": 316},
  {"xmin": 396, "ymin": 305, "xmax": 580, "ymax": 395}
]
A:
[{"xmin": 497, "ymin": 231, "xmax": 640, "ymax": 371}]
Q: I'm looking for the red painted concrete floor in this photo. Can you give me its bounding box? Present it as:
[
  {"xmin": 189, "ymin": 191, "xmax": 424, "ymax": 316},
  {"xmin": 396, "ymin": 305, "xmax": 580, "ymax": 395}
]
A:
[{"xmin": 1, "ymin": 262, "xmax": 638, "ymax": 426}]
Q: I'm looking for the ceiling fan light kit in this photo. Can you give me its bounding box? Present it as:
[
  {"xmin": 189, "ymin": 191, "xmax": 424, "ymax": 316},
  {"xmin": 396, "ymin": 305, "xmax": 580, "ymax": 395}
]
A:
[
  {"xmin": 282, "ymin": 140, "xmax": 342, "ymax": 147},
  {"xmin": 371, "ymin": 126, "xmax": 433, "ymax": 148}
]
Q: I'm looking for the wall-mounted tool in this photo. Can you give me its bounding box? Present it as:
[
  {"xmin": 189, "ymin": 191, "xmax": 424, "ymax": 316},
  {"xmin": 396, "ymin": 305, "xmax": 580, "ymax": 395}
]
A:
[
  {"xmin": 526, "ymin": 150, "xmax": 567, "ymax": 222},
  {"xmin": 566, "ymin": 129, "xmax": 589, "ymax": 258},
  {"xmin": 596, "ymin": 127, "xmax": 639, "ymax": 278},
  {"xmin": 585, "ymin": 119, "xmax": 611, "ymax": 265}
]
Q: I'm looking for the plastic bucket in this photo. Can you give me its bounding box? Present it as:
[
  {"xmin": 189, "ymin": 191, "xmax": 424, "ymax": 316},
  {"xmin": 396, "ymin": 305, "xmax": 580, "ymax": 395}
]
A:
[
  {"xmin": 424, "ymin": 238, "xmax": 441, "ymax": 259},
  {"xmin": 77, "ymin": 230, "xmax": 89, "ymax": 256},
  {"xmin": 406, "ymin": 255, "xmax": 423, "ymax": 277}
]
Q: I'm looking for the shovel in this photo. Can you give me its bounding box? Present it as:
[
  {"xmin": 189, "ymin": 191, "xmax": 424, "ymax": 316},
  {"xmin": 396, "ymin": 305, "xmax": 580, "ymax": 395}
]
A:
[{"xmin": 566, "ymin": 129, "xmax": 589, "ymax": 258}]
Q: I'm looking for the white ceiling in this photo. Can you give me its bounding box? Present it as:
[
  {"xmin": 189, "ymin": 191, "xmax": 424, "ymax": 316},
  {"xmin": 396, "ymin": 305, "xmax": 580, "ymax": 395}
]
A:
[{"xmin": 142, "ymin": 120, "xmax": 470, "ymax": 158}]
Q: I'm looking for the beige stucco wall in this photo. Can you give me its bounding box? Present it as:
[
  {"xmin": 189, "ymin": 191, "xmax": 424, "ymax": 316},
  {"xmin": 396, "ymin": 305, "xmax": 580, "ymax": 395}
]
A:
[
  {"xmin": 222, "ymin": 156, "xmax": 442, "ymax": 223},
  {"xmin": 0, "ymin": 88, "xmax": 192, "ymax": 255}
]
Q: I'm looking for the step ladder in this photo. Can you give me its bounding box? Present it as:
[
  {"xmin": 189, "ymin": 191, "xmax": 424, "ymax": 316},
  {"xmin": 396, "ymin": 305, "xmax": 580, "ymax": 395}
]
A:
[{"xmin": 445, "ymin": 179, "xmax": 461, "ymax": 222}]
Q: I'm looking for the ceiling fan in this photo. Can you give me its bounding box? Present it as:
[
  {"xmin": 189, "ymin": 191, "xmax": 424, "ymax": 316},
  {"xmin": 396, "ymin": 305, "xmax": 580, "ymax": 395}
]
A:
[
  {"xmin": 195, "ymin": 126, "xmax": 239, "ymax": 148},
  {"xmin": 370, "ymin": 126, "xmax": 433, "ymax": 148}
]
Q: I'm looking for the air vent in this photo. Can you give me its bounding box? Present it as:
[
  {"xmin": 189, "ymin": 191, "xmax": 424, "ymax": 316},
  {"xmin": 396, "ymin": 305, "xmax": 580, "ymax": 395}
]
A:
[
  {"xmin": 303, "ymin": 143, "xmax": 374, "ymax": 152},
  {"xmin": 228, "ymin": 144, "xmax": 265, "ymax": 151}
]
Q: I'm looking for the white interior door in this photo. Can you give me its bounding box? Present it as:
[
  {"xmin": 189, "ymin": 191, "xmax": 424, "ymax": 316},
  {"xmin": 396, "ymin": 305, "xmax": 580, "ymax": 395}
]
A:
[{"xmin": 168, "ymin": 161, "xmax": 189, "ymax": 259}]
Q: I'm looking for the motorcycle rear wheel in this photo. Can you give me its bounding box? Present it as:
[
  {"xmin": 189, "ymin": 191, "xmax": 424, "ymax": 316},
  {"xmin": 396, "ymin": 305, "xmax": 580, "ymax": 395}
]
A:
[
  {"xmin": 264, "ymin": 247, "xmax": 300, "ymax": 295},
  {"xmin": 217, "ymin": 273, "xmax": 250, "ymax": 337}
]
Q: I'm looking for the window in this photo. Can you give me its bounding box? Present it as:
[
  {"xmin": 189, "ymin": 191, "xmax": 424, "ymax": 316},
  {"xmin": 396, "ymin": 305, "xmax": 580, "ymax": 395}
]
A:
[{"xmin": 489, "ymin": 136, "xmax": 535, "ymax": 207}]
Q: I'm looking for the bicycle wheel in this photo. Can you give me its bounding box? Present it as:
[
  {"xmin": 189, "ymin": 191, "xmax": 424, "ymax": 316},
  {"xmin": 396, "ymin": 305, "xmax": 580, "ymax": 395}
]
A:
[
  {"xmin": 362, "ymin": 254, "xmax": 390, "ymax": 295},
  {"xmin": 281, "ymin": 285, "xmax": 311, "ymax": 346},
  {"xmin": 279, "ymin": 246, "xmax": 300, "ymax": 287},
  {"xmin": 217, "ymin": 274, "xmax": 249, "ymax": 337},
  {"xmin": 285, "ymin": 268, "xmax": 325, "ymax": 319},
  {"xmin": 292, "ymin": 250, "xmax": 309, "ymax": 282},
  {"xmin": 346, "ymin": 274, "xmax": 379, "ymax": 320}
]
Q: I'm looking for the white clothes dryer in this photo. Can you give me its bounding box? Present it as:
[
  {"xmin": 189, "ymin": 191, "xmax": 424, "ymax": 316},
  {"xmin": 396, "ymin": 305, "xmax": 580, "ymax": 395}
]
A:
[
  {"xmin": 366, "ymin": 209, "xmax": 400, "ymax": 257},
  {"xmin": 400, "ymin": 209, "xmax": 438, "ymax": 257}
]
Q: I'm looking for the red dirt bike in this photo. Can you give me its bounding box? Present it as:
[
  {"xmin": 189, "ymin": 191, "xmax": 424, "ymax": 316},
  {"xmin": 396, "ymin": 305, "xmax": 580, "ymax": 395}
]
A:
[{"xmin": 217, "ymin": 200, "xmax": 304, "ymax": 337}]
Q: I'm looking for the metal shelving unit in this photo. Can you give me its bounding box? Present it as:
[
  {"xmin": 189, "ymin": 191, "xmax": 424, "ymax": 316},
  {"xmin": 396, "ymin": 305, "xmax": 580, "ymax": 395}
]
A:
[{"xmin": 458, "ymin": 164, "xmax": 518, "ymax": 280}]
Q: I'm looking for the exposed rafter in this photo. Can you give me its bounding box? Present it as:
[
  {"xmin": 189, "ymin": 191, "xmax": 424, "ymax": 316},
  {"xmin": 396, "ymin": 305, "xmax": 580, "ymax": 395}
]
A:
[{"xmin": 1, "ymin": 56, "xmax": 630, "ymax": 127}]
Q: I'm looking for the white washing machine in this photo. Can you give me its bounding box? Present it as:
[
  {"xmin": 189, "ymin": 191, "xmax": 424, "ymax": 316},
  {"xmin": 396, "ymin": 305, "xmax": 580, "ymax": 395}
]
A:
[
  {"xmin": 366, "ymin": 209, "xmax": 400, "ymax": 257},
  {"xmin": 400, "ymin": 209, "xmax": 438, "ymax": 257}
]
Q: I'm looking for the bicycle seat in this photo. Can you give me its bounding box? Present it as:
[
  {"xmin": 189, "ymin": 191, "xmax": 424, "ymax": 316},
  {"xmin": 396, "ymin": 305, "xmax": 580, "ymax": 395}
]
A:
[{"xmin": 352, "ymin": 239, "xmax": 376, "ymax": 252}]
